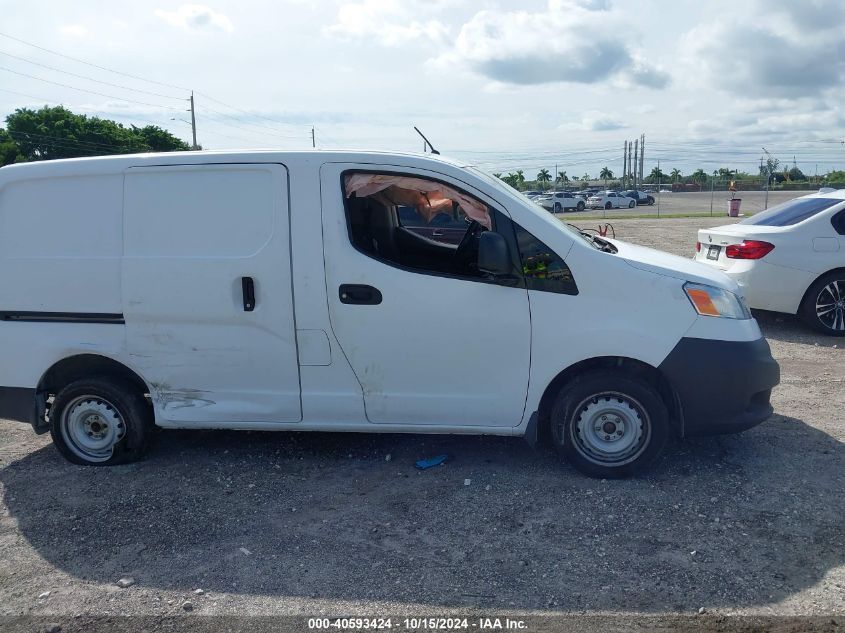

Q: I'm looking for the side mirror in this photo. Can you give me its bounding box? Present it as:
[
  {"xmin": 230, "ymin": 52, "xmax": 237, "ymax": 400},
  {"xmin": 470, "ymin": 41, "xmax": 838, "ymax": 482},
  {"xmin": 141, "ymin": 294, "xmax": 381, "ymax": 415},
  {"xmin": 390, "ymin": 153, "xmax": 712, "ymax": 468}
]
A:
[{"xmin": 477, "ymin": 231, "xmax": 511, "ymax": 276}]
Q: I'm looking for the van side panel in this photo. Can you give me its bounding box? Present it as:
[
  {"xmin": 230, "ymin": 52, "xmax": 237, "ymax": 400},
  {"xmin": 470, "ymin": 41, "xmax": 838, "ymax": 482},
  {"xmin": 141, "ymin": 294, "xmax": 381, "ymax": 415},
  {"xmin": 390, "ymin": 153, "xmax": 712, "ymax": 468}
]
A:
[
  {"xmin": 122, "ymin": 164, "xmax": 302, "ymax": 426},
  {"xmin": 0, "ymin": 174, "xmax": 123, "ymax": 313}
]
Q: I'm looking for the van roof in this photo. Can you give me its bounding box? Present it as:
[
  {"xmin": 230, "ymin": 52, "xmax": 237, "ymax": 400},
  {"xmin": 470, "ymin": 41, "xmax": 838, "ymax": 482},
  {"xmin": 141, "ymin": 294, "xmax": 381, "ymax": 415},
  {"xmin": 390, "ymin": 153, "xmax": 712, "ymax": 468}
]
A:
[{"xmin": 0, "ymin": 149, "xmax": 472, "ymax": 181}]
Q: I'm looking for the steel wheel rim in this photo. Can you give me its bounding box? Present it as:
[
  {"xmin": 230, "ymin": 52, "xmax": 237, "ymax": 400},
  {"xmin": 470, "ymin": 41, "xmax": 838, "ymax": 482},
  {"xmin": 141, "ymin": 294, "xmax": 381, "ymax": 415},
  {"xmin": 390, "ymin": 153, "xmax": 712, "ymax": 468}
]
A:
[
  {"xmin": 569, "ymin": 391, "xmax": 650, "ymax": 466},
  {"xmin": 60, "ymin": 395, "xmax": 125, "ymax": 462},
  {"xmin": 816, "ymin": 280, "xmax": 845, "ymax": 331}
]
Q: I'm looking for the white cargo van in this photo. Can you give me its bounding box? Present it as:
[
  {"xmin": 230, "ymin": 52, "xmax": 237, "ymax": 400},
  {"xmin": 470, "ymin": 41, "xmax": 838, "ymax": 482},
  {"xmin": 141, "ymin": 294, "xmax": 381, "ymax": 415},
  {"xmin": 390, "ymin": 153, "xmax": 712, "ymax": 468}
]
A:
[{"xmin": 0, "ymin": 151, "xmax": 779, "ymax": 477}]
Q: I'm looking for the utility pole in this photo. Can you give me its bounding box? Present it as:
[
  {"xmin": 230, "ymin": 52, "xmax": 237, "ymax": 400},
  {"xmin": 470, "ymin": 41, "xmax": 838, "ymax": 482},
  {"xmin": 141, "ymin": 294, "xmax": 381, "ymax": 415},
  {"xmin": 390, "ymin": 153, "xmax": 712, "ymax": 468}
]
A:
[
  {"xmin": 633, "ymin": 138, "xmax": 638, "ymax": 189},
  {"xmin": 311, "ymin": 126, "xmax": 316, "ymax": 148},
  {"xmin": 189, "ymin": 91, "xmax": 198, "ymax": 150},
  {"xmin": 628, "ymin": 142, "xmax": 634, "ymax": 190},
  {"xmin": 656, "ymin": 159, "xmax": 661, "ymax": 218},
  {"xmin": 639, "ymin": 133, "xmax": 645, "ymax": 184},
  {"xmin": 623, "ymin": 140, "xmax": 628, "ymax": 187},
  {"xmin": 762, "ymin": 147, "xmax": 773, "ymax": 210}
]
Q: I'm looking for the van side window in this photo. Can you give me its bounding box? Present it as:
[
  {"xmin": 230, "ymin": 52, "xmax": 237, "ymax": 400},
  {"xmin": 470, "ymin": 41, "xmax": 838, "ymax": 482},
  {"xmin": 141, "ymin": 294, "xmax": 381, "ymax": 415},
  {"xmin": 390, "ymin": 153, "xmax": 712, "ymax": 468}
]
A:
[
  {"xmin": 342, "ymin": 172, "xmax": 503, "ymax": 279},
  {"xmin": 513, "ymin": 224, "xmax": 578, "ymax": 295}
]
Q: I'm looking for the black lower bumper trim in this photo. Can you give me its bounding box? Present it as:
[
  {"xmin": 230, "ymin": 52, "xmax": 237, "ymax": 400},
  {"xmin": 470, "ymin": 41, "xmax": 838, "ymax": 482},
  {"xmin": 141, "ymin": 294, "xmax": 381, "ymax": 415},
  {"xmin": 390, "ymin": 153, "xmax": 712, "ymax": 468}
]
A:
[
  {"xmin": 0, "ymin": 386, "xmax": 37, "ymax": 426},
  {"xmin": 658, "ymin": 336, "xmax": 780, "ymax": 437}
]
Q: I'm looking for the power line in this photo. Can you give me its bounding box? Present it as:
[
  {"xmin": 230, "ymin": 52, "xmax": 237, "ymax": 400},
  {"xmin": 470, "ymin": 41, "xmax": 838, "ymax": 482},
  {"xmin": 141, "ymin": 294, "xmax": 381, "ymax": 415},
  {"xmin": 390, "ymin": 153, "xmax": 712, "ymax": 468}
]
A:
[
  {"xmin": 0, "ymin": 31, "xmax": 190, "ymax": 91},
  {"xmin": 198, "ymin": 101, "xmax": 309, "ymax": 140},
  {"xmin": 0, "ymin": 50, "xmax": 186, "ymax": 100},
  {"xmin": 7, "ymin": 129, "xmax": 144, "ymax": 152},
  {"xmin": 0, "ymin": 66, "xmax": 185, "ymax": 111},
  {"xmin": 194, "ymin": 91, "xmax": 310, "ymax": 136}
]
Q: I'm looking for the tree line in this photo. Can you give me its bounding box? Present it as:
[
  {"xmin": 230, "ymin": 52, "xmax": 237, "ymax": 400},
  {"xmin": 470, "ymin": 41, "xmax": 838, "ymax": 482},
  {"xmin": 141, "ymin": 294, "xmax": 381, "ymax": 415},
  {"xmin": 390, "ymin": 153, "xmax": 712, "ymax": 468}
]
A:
[
  {"xmin": 495, "ymin": 162, "xmax": 843, "ymax": 192},
  {"xmin": 1, "ymin": 105, "xmax": 191, "ymax": 166}
]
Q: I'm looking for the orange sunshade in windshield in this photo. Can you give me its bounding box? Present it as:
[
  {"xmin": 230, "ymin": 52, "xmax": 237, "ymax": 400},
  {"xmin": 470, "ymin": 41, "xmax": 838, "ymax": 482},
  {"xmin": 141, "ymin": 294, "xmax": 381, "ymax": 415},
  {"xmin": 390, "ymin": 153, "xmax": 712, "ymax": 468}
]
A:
[{"xmin": 345, "ymin": 173, "xmax": 492, "ymax": 229}]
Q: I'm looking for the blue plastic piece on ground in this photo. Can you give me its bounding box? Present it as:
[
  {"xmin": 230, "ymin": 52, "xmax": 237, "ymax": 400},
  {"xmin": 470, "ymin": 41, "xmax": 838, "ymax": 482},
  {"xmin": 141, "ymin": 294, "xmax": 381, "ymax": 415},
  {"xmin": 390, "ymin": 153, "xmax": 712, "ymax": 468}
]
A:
[{"xmin": 415, "ymin": 454, "xmax": 448, "ymax": 470}]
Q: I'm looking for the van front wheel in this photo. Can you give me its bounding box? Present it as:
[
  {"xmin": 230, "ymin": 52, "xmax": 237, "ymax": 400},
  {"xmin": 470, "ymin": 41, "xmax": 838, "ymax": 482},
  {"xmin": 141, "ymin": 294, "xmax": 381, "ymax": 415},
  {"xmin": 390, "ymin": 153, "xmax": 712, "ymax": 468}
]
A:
[
  {"xmin": 50, "ymin": 377, "xmax": 153, "ymax": 466},
  {"xmin": 551, "ymin": 371, "xmax": 668, "ymax": 478}
]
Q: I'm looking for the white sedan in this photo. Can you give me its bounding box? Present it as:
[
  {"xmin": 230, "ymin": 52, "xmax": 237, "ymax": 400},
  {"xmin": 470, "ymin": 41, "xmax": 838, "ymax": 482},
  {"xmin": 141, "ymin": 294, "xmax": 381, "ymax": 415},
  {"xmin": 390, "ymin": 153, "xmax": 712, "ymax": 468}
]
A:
[
  {"xmin": 587, "ymin": 191, "xmax": 636, "ymax": 210},
  {"xmin": 694, "ymin": 190, "xmax": 845, "ymax": 335},
  {"xmin": 536, "ymin": 191, "xmax": 587, "ymax": 213}
]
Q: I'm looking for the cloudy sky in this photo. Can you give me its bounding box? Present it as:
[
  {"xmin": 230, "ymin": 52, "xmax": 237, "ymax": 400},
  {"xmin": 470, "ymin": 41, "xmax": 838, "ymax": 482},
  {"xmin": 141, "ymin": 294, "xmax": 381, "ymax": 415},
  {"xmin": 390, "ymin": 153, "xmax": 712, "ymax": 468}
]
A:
[{"xmin": 1, "ymin": 0, "xmax": 844, "ymax": 177}]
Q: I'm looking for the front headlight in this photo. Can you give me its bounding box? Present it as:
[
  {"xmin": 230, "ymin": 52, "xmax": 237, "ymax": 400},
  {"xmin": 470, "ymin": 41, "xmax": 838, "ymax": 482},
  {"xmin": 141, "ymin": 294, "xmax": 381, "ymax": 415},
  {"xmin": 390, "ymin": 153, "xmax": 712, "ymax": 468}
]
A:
[{"xmin": 684, "ymin": 282, "xmax": 751, "ymax": 319}]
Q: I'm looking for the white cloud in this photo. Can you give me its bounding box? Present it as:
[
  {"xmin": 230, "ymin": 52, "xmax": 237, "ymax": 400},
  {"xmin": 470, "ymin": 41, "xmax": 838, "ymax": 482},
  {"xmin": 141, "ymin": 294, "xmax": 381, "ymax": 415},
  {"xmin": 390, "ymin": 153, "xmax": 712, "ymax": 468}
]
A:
[
  {"xmin": 154, "ymin": 4, "xmax": 234, "ymax": 33},
  {"xmin": 680, "ymin": 0, "xmax": 845, "ymax": 99},
  {"xmin": 324, "ymin": 0, "xmax": 449, "ymax": 46},
  {"xmin": 59, "ymin": 24, "xmax": 89, "ymax": 37},
  {"xmin": 434, "ymin": 1, "xmax": 669, "ymax": 88},
  {"xmin": 560, "ymin": 110, "xmax": 627, "ymax": 132}
]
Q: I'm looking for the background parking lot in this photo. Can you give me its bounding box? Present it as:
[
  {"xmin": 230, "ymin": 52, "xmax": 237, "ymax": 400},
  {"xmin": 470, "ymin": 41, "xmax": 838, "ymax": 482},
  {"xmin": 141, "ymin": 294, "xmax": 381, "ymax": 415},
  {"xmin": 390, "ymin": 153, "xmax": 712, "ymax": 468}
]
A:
[
  {"xmin": 1, "ymin": 217, "xmax": 843, "ymax": 628},
  {"xmin": 564, "ymin": 190, "xmax": 807, "ymax": 218}
]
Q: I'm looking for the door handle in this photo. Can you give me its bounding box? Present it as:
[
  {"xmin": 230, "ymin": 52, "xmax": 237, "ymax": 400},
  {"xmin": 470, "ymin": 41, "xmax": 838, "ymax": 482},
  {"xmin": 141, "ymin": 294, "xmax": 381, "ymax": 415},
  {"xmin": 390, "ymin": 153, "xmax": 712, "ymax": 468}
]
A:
[
  {"xmin": 339, "ymin": 284, "xmax": 382, "ymax": 305},
  {"xmin": 242, "ymin": 277, "xmax": 255, "ymax": 311},
  {"xmin": 431, "ymin": 229, "xmax": 445, "ymax": 237}
]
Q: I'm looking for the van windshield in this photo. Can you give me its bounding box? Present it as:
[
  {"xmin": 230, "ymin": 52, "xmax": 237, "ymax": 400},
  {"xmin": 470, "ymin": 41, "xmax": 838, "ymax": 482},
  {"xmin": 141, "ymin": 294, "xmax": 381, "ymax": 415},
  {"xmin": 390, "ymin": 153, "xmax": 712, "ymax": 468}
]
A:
[{"xmin": 739, "ymin": 197, "xmax": 841, "ymax": 226}]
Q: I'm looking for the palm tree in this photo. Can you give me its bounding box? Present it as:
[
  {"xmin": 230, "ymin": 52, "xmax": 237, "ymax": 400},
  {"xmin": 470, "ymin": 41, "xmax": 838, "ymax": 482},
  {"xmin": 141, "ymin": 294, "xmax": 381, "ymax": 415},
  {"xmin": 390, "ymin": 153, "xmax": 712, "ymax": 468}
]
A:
[
  {"xmin": 599, "ymin": 167, "xmax": 613, "ymax": 188},
  {"xmin": 582, "ymin": 172, "xmax": 590, "ymax": 182},
  {"xmin": 492, "ymin": 172, "xmax": 502, "ymax": 179},
  {"xmin": 691, "ymin": 168, "xmax": 707, "ymax": 187},
  {"xmin": 536, "ymin": 168, "xmax": 551, "ymax": 190},
  {"xmin": 503, "ymin": 173, "xmax": 520, "ymax": 189},
  {"xmin": 516, "ymin": 170, "xmax": 525, "ymax": 187},
  {"xmin": 670, "ymin": 168, "xmax": 681, "ymax": 183},
  {"xmin": 649, "ymin": 166, "xmax": 665, "ymax": 183},
  {"xmin": 556, "ymin": 170, "xmax": 569, "ymax": 186}
]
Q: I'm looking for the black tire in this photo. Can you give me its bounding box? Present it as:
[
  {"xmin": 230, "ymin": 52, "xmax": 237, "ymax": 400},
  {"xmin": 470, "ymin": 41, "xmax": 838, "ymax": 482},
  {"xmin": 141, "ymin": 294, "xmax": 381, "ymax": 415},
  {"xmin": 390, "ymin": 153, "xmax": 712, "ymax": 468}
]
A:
[
  {"xmin": 628, "ymin": 200, "xmax": 636, "ymax": 208},
  {"xmin": 550, "ymin": 370, "xmax": 669, "ymax": 478},
  {"xmin": 554, "ymin": 202, "xmax": 562, "ymax": 213},
  {"xmin": 577, "ymin": 201, "xmax": 585, "ymax": 212},
  {"xmin": 50, "ymin": 376, "xmax": 154, "ymax": 466},
  {"xmin": 605, "ymin": 202, "xmax": 612, "ymax": 210},
  {"xmin": 798, "ymin": 271, "xmax": 845, "ymax": 336},
  {"xmin": 647, "ymin": 197, "xmax": 655, "ymax": 205}
]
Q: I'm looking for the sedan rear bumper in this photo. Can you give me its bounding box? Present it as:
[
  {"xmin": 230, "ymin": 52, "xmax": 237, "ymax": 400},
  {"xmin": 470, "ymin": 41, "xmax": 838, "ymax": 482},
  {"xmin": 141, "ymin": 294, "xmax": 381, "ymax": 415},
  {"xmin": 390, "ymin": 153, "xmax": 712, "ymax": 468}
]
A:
[{"xmin": 658, "ymin": 336, "xmax": 780, "ymax": 437}]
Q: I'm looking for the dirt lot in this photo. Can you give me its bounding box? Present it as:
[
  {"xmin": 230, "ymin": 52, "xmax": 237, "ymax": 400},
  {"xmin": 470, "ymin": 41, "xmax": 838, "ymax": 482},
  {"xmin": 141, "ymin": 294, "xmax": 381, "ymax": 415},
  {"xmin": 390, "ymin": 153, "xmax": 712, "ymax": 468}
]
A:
[{"xmin": 1, "ymin": 217, "xmax": 843, "ymax": 631}]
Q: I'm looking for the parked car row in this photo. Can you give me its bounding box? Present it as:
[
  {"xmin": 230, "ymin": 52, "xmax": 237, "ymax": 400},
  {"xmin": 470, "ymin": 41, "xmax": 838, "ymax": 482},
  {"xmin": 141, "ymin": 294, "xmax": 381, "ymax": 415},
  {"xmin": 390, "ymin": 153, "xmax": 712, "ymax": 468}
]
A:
[{"xmin": 524, "ymin": 189, "xmax": 659, "ymax": 212}]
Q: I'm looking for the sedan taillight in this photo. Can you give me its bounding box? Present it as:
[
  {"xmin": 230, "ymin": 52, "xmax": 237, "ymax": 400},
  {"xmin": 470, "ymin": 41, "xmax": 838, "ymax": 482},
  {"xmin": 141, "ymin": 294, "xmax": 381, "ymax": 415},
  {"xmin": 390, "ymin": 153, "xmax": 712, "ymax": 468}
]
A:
[
  {"xmin": 695, "ymin": 241, "xmax": 701, "ymax": 252},
  {"xmin": 725, "ymin": 240, "xmax": 775, "ymax": 259}
]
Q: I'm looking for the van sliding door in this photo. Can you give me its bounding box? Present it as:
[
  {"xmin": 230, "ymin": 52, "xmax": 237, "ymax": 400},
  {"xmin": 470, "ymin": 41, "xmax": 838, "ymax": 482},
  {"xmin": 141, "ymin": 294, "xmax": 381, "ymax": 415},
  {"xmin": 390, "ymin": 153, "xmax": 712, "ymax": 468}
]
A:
[{"xmin": 122, "ymin": 164, "xmax": 301, "ymax": 426}]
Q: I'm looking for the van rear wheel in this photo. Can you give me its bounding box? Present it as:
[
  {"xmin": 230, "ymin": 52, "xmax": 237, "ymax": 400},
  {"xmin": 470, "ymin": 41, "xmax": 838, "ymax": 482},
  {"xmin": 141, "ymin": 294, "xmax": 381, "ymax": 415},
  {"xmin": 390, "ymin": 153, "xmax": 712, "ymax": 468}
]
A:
[
  {"xmin": 551, "ymin": 370, "xmax": 668, "ymax": 478},
  {"xmin": 50, "ymin": 377, "xmax": 153, "ymax": 466}
]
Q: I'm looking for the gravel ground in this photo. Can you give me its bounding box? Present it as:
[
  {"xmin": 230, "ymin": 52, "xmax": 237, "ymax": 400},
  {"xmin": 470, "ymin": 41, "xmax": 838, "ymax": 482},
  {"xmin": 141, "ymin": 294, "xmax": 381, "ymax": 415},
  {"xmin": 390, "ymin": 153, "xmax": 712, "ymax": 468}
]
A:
[{"xmin": 1, "ymin": 217, "xmax": 843, "ymax": 631}]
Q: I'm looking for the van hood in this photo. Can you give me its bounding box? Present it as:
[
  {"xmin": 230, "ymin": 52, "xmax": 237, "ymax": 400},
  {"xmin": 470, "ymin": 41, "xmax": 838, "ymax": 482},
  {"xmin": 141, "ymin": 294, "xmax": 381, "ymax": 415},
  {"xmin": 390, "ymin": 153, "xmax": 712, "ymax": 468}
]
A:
[{"xmin": 605, "ymin": 238, "xmax": 740, "ymax": 292}]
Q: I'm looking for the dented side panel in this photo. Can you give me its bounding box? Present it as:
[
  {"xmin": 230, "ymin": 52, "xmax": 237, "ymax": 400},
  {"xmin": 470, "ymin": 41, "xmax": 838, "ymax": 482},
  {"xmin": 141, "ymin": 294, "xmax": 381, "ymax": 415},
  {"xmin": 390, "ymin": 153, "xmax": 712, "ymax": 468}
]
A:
[{"xmin": 122, "ymin": 164, "xmax": 302, "ymax": 426}]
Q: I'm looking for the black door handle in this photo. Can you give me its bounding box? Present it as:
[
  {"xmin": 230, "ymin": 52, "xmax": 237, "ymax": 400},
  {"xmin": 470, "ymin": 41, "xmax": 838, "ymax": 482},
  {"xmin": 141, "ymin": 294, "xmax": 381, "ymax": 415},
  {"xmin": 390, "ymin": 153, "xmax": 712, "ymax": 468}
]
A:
[
  {"xmin": 242, "ymin": 277, "xmax": 255, "ymax": 311},
  {"xmin": 339, "ymin": 284, "xmax": 382, "ymax": 305}
]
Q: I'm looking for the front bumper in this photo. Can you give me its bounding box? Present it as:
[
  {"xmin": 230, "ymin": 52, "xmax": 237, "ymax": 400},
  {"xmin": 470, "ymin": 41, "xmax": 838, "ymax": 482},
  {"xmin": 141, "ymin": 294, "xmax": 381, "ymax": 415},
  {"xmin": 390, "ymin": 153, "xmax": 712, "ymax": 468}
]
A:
[{"xmin": 658, "ymin": 336, "xmax": 780, "ymax": 437}]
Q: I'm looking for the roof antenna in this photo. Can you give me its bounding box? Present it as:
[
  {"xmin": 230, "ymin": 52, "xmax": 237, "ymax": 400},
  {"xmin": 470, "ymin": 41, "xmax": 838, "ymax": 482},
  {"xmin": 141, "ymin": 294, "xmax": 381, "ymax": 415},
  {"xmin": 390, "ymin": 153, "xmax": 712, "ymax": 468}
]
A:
[{"xmin": 414, "ymin": 126, "xmax": 440, "ymax": 155}]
